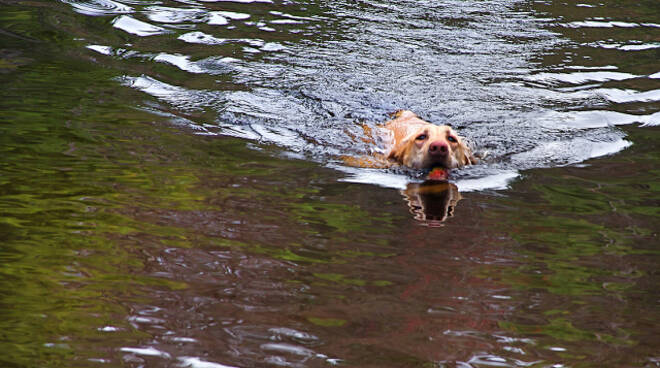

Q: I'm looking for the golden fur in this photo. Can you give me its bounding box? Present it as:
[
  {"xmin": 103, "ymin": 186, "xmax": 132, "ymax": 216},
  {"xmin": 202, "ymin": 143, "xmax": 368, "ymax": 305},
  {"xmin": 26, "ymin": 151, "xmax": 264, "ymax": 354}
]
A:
[{"xmin": 344, "ymin": 110, "xmax": 476, "ymax": 169}]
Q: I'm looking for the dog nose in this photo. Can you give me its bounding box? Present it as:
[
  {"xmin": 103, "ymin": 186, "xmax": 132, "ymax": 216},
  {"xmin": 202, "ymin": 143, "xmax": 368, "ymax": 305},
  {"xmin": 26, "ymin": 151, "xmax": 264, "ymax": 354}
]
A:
[{"xmin": 429, "ymin": 141, "xmax": 448, "ymax": 156}]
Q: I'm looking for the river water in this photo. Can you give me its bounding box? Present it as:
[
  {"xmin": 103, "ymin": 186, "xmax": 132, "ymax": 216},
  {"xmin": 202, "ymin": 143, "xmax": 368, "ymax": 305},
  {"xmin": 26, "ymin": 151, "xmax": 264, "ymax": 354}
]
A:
[{"xmin": 0, "ymin": 0, "xmax": 658, "ymax": 367}]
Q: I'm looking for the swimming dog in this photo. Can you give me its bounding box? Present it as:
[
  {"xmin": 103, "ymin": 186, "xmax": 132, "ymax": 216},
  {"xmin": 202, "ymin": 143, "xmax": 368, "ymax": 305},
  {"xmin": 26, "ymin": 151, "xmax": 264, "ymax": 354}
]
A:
[{"xmin": 344, "ymin": 110, "xmax": 476, "ymax": 170}]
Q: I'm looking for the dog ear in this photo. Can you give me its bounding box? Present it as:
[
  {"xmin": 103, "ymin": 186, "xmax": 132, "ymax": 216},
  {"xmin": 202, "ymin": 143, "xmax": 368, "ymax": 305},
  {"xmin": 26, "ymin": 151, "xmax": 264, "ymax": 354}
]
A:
[
  {"xmin": 388, "ymin": 110, "xmax": 405, "ymax": 119},
  {"xmin": 388, "ymin": 130, "xmax": 420, "ymax": 165},
  {"xmin": 387, "ymin": 143, "xmax": 404, "ymax": 162},
  {"xmin": 387, "ymin": 133, "xmax": 413, "ymax": 164},
  {"xmin": 456, "ymin": 137, "xmax": 478, "ymax": 166},
  {"xmin": 462, "ymin": 144, "xmax": 478, "ymax": 165},
  {"xmin": 387, "ymin": 110, "xmax": 417, "ymax": 119},
  {"xmin": 465, "ymin": 148, "xmax": 478, "ymax": 165}
]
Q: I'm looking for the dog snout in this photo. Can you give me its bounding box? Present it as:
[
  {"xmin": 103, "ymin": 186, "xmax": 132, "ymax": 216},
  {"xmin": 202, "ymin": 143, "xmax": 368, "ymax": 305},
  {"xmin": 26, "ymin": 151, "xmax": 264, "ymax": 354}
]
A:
[{"xmin": 429, "ymin": 141, "xmax": 448, "ymax": 156}]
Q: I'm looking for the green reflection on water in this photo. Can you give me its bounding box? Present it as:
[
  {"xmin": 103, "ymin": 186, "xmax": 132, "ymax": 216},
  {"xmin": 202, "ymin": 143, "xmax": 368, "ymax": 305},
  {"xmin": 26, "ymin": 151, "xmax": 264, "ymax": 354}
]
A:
[
  {"xmin": 477, "ymin": 127, "xmax": 659, "ymax": 352},
  {"xmin": 485, "ymin": 130, "xmax": 659, "ymax": 297},
  {"xmin": 290, "ymin": 202, "xmax": 373, "ymax": 234},
  {"xmin": 0, "ymin": 3, "xmax": 400, "ymax": 365},
  {"xmin": 314, "ymin": 272, "xmax": 367, "ymax": 286},
  {"xmin": 307, "ymin": 317, "xmax": 347, "ymax": 327},
  {"xmin": 499, "ymin": 318, "xmax": 633, "ymax": 346},
  {"xmin": 313, "ymin": 273, "xmax": 393, "ymax": 287}
]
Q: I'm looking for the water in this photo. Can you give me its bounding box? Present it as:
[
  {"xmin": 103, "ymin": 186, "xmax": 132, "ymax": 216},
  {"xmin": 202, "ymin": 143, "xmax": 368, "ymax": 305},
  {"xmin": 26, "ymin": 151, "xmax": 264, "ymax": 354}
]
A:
[
  {"xmin": 79, "ymin": 0, "xmax": 658, "ymax": 190},
  {"xmin": 0, "ymin": 0, "xmax": 658, "ymax": 367}
]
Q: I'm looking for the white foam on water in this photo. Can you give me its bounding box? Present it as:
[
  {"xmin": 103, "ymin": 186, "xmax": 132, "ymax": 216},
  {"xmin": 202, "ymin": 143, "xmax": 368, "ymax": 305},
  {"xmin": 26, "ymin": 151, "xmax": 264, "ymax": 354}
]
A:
[{"xmin": 112, "ymin": 15, "xmax": 168, "ymax": 36}]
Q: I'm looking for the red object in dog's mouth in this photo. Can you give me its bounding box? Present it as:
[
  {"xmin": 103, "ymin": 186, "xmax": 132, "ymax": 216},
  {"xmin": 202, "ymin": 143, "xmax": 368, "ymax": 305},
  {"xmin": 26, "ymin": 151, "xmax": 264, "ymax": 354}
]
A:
[{"xmin": 428, "ymin": 167, "xmax": 449, "ymax": 181}]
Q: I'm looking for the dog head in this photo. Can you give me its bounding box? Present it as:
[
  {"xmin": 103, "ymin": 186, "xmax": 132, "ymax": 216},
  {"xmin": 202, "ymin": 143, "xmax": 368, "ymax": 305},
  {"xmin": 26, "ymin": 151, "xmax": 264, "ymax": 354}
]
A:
[{"xmin": 388, "ymin": 122, "xmax": 476, "ymax": 169}]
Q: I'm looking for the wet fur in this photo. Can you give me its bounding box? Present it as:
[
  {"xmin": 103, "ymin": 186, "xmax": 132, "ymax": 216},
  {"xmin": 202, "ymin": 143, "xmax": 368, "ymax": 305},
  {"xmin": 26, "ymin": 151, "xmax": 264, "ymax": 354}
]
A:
[{"xmin": 344, "ymin": 110, "xmax": 476, "ymax": 169}]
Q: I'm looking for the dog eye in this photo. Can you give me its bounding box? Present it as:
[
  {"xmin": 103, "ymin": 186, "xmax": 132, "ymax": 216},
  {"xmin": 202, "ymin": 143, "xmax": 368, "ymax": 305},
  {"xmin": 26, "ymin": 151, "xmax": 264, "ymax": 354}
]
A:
[
  {"xmin": 416, "ymin": 134, "xmax": 427, "ymax": 141},
  {"xmin": 448, "ymin": 136, "xmax": 457, "ymax": 143}
]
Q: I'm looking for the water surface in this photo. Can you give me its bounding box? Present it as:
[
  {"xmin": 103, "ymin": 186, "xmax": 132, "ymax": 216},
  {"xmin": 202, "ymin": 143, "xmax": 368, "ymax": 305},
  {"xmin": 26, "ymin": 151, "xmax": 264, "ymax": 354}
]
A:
[{"xmin": 0, "ymin": 0, "xmax": 658, "ymax": 367}]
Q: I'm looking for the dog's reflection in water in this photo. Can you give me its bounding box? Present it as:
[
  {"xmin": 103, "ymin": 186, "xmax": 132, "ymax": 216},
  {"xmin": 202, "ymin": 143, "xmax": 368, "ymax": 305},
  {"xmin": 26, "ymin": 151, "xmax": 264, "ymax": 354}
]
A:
[{"xmin": 401, "ymin": 181, "xmax": 461, "ymax": 226}]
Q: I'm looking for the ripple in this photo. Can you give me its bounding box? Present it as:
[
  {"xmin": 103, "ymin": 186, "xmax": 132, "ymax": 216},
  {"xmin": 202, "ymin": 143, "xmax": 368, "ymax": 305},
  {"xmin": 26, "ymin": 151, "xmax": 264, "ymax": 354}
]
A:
[
  {"xmin": 178, "ymin": 357, "xmax": 238, "ymax": 368},
  {"xmin": 270, "ymin": 19, "xmax": 306, "ymax": 25},
  {"xmin": 527, "ymin": 71, "xmax": 639, "ymax": 86},
  {"xmin": 121, "ymin": 75, "xmax": 192, "ymax": 97},
  {"xmin": 510, "ymin": 137, "xmax": 632, "ymax": 168},
  {"xmin": 335, "ymin": 165, "xmax": 411, "ymax": 190},
  {"xmin": 127, "ymin": 315, "xmax": 165, "ymax": 325},
  {"xmin": 539, "ymin": 110, "xmax": 660, "ymax": 129},
  {"xmin": 153, "ymin": 53, "xmax": 205, "ymax": 73},
  {"xmin": 178, "ymin": 32, "xmax": 267, "ymax": 50},
  {"xmin": 215, "ymin": 11, "xmax": 250, "ymax": 20},
  {"xmin": 203, "ymin": 0, "xmax": 272, "ymax": 3},
  {"xmin": 208, "ymin": 12, "xmax": 229, "ymax": 26},
  {"xmin": 597, "ymin": 88, "xmax": 660, "ymax": 104},
  {"xmin": 269, "ymin": 11, "xmax": 318, "ymax": 22},
  {"xmin": 456, "ymin": 171, "xmax": 519, "ymax": 192},
  {"xmin": 178, "ymin": 31, "xmax": 228, "ymax": 45},
  {"xmin": 86, "ymin": 44, "xmax": 114, "ymax": 56},
  {"xmin": 145, "ymin": 6, "xmax": 234, "ymax": 26},
  {"xmin": 595, "ymin": 42, "xmax": 660, "ymax": 51},
  {"xmin": 112, "ymin": 15, "xmax": 169, "ymax": 36},
  {"xmin": 120, "ymin": 346, "xmax": 171, "ymax": 359},
  {"xmin": 166, "ymin": 336, "xmax": 197, "ymax": 343},
  {"xmin": 120, "ymin": 75, "xmax": 188, "ymax": 99},
  {"xmin": 88, "ymin": 45, "xmax": 236, "ymax": 75},
  {"xmin": 145, "ymin": 6, "xmax": 207, "ymax": 24},
  {"xmin": 98, "ymin": 325, "xmax": 120, "ymax": 332},
  {"xmin": 260, "ymin": 342, "xmax": 316, "ymax": 357},
  {"xmin": 267, "ymin": 327, "xmax": 319, "ymax": 344},
  {"xmin": 465, "ymin": 353, "xmax": 542, "ymax": 367},
  {"xmin": 61, "ymin": 0, "xmax": 132, "ymax": 16},
  {"xmin": 120, "ymin": 75, "xmax": 226, "ymax": 112},
  {"xmin": 560, "ymin": 20, "xmax": 660, "ymax": 28},
  {"xmin": 261, "ymin": 42, "xmax": 286, "ymax": 52}
]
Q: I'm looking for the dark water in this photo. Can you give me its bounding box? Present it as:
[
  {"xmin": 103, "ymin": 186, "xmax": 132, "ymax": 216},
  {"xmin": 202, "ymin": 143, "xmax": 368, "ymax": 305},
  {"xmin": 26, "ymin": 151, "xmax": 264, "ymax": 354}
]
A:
[{"xmin": 1, "ymin": 0, "xmax": 659, "ymax": 367}]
